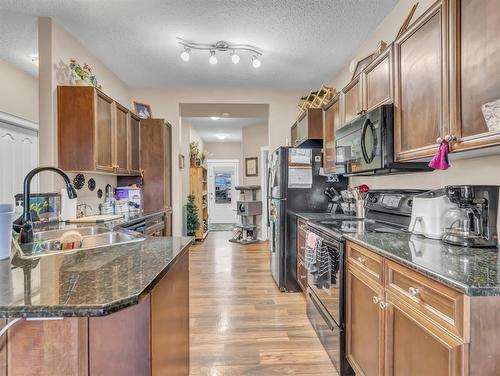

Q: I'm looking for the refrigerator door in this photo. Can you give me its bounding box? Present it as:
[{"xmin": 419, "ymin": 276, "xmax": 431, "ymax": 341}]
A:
[
  {"xmin": 268, "ymin": 147, "xmax": 286, "ymax": 199},
  {"xmin": 269, "ymin": 198, "xmax": 285, "ymax": 289}
]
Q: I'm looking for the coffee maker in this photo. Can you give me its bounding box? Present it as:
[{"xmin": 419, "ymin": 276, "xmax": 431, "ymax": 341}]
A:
[{"xmin": 442, "ymin": 185, "xmax": 499, "ymax": 248}]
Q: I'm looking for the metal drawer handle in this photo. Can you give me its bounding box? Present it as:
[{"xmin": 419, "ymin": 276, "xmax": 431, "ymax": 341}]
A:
[
  {"xmin": 408, "ymin": 287, "xmax": 420, "ymax": 298},
  {"xmin": 373, "ymin": 296, "xmax": 380, "ymax": 305},
  {"xmin": 357, "ymin": 256, "xmax": 366, "ymax": 264}
]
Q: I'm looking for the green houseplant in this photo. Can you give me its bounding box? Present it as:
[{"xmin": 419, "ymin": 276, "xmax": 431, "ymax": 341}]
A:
[
  {"xmin": 186, "ymin": 194, "xmax": 200, "ymax": 236},
  {"xmin": 189, "ymin": 141, "xmax": 200, "ymax": 167}
]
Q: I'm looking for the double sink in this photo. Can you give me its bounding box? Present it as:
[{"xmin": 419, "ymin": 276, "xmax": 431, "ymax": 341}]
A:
[{"xmin": 13, "ymin": 226, "xmax": 146, "ymax": 259}]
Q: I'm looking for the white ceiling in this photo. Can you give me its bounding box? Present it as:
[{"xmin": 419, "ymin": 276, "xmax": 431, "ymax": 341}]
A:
[
  {"xmin": 186, "ymin": 117, "xmax": 266, "ymax": 143},
  {"xmin": 0, "ymin": 0, "xmax": 397, "ymax": 90}
]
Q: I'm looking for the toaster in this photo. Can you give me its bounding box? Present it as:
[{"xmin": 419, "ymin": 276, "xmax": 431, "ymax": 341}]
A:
[{"xmin": 409, "ymin": 189, "xmax": 456, "ymax": 239}]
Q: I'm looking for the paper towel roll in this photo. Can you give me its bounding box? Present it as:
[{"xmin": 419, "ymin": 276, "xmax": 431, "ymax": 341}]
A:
[{"xmin": 61, "ymin": 188, "xmax": 77, "ymax": 221}]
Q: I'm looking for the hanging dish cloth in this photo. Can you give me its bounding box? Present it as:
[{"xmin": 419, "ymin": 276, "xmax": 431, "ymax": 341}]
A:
[
  {"xmin": 428, "ymin": 139, "xmax": 450, "ymax": 170},
  {"xmin": 304, "ymin": 231, "xmax": 321, "ymax": 273}
]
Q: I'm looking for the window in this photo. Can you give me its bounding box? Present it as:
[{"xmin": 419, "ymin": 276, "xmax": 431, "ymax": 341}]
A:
[{"xmin": 215, "ymin": 172, "xmax": 232, "ymax": 204}]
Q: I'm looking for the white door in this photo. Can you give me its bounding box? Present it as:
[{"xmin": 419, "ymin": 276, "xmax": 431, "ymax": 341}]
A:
[
  {"xmin": 0, "ymin": 115, "xmax": 39, "ymax": 204},
  {"xmin": 207, "ymin": 160, "xmax": 239, "ymax": 224}
]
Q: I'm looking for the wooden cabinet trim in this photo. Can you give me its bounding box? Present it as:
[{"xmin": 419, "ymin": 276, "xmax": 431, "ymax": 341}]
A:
[
  {"xmin": 347, "ymin": 242, "xmax": 384, "ymax": 285},
  {"xmin": 341, "ymin": 75, "xmax": 363, "ymax": 126},
  {"xmin": 393, "ymin": 0, "xmax": 450, "ymax": 161},
  {"xmin": 346, "ymin": 264, "xmax": 385, "ymax": 376},
  {"xmin": 385, "ymin": 260, "xmax": 467, "ymax": 341},
  {"xmin": 362, "ymin": 44, "xmax": 394, "ymax": 113},
  {"xmin": 384, "ymin": 291, "xmax": 466, "ymax": 376}
]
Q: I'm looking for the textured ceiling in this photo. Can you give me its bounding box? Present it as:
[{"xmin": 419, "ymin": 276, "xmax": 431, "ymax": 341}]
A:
[
  {"xmin": 0, "ymin": 0, "xmax": 397, "ymax": 90},
  {"xmin": 187, "ymin": 117, "xmax": 266, "ymax": 143},
  {"xmin": 180, "ymin": 103, "xmax": 269, "ymax": 118}
]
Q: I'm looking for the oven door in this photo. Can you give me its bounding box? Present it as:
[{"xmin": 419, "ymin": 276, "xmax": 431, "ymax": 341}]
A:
[
  {"xmin": 307, "ymin": 240, "xmax": 341, "ymax": 325},
  {"xmin": 307, "ymin": 288, "xmax": 341, "ymax": 372}
]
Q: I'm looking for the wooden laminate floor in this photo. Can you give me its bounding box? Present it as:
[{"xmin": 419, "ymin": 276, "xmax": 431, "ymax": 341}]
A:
[{"xmin": 189, "ymin": 231, "xmax": 338, "ymax": 376}]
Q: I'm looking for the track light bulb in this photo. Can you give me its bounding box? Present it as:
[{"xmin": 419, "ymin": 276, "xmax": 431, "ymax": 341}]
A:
[
  {"xmin": 209, "ymin": 51, "xmax": 218, "ymax": 65},
  {"xmin": 252, "ymin": 55, "xmax": 261, "ymax": 68},
  {"xmin": 231, "ymin": 52, "xmax": 240, "ymax": 64},
  {"xmin": 180, "ymin": 47, "xmax": 190, "ymax": 62}
]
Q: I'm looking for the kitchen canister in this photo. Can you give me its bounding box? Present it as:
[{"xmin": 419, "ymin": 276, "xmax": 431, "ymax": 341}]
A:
[{"xmin": 0, "ymin": 203, "xmax": 14, "ymax": 260}]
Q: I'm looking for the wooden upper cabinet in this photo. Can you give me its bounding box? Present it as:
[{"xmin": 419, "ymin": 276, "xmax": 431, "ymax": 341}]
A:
[
  {"xmin": 323, "ymin": 95, "xmax": 341, "ymax": 173},
  {"xmin": 342, "ymin": 76, "xmax": 363, "ymax": 125},
  {"xmin": 346, "ymin": 265, "xmax": 384, "ymax": 376},
  {"xmin": 384, "ymin": 292, "xmax": 465, "ymax": 376},
  {"xmin": 58, "ymin": 86, "xmax": 140, "ymax": 175},
  {"xmin": 129, "ymin": 113, "xmax": 141, "ymax": 174},
  {"xmin": 293, "ymin": 108, "xmax": 323, "ymax": 147},
  {"xmin": 449, "ymin": 0, "xmax": 500, "ymax": 152},
  {"xmin": 115, "ymin": 103, "xmax": 129, "ymax": 174},
  {"xmin": 363, "ymin": 45, "xmax": 393, "ymax": 113},
  {"xmin": 95, "ymin": 92, "xmax": 114, "ymax": 172},
  {"xmin": 394, "ymin": 0, "xmax": 449, "ymax": 161}
]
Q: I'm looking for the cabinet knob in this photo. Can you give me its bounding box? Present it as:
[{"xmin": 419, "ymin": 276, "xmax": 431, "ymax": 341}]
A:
[
  {"xmin": 373, "ymin": 296, "xmax": 380, "ymax": 305},
  {"xmin": 444, "ymin": 134, "xmax": 458, "ymax": 144},
  {"xmin": 379, "ymin": 301, "xmax": 389, "ymax": 309},
  {"xmin": 408, "ymin": 287, "xmax": 420, "ymax": 298}
]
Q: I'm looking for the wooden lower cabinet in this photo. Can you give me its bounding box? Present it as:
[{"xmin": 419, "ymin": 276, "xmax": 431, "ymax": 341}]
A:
[
  {"xmin": 384, "ymin": 292, "xmax": 466, "ymax": 376},
  {"xmin": 1, "ymin": 249, "xmax": 189, "ymax": 376},
  {"xmin": 346, "ymin": 241, "xmax": 467, "ymax": 376},
  {"xmin": 346, "ymin": 265, "xmax": 384, "ymax": 376}
]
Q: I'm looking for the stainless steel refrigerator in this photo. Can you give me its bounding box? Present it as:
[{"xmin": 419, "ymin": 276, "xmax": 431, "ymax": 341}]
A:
[{"xmin": 267, "ymin": 147, "xmax": 347, "ymax": 291}]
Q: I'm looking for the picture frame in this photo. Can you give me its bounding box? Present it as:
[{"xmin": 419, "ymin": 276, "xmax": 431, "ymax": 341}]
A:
[
  {"xmin": 133, "ymin": 101, "xmax": 153, "ymax": 119},
  {"xmin": 178, "ymin": 154, "xmax": 185, "ymax": 169},
  {"xmin": 245, "ymin": 157, "xmax": 258, "ymax": 177}
]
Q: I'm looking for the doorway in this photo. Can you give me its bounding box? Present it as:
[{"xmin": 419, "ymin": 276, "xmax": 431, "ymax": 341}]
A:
[{"xmin": 207, "ymin": 159, "xmax": 240, "ymax": 225}]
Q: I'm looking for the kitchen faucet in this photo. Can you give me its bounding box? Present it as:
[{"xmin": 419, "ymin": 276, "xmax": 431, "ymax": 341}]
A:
[{"xmin": 14, "ymin": 167, "xmax": 77, "ymax": 244}]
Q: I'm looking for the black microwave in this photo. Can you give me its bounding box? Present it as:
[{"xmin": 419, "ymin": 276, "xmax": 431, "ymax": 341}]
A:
[{"xmin": 335, "ymin": 104, "xmax": 431, "ymax": 175}]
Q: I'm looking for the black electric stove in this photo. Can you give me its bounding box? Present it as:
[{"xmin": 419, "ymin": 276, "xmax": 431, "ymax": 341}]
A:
[{"xmin": 305, "ymin": 189, "xmax": 426, "ymax": 376}]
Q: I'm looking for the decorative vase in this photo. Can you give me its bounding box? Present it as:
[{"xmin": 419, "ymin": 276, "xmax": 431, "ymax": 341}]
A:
[{"xmin": 74, "ymin": 79, "xmax": 91, "ymax": 87}]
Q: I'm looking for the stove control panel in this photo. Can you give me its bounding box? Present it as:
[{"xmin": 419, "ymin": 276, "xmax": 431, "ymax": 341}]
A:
[{"xmin": 365, "ymin": 190, "xmax": 423, "ymax": 216}]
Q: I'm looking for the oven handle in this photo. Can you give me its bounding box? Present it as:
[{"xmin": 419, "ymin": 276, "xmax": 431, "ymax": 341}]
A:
[{"xmin": 308, "ymin": 291, "xmax": 335, "ymax": 331}]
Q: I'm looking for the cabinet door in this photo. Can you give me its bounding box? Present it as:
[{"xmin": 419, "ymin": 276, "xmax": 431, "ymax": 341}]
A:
[
  {"xmin": 364, "ymin": 46, "xmax": 393, "ymax": 113},
  {"xmin": 115, "ymin": 104, "xmax": 129, "ymax": 174},
  {"xmin": 394, "ymin": 0, "xmax": 449, "ymax": 161},
  {"xmin": 384, "ymin": 293, "xmax": 465, "ymax": 376},
  {"xmin": 342, "ymin": 76, "xmax": 363, "ymax": 125},
  {"xmin": 449, "ymin": 0, "xmax": 500, "ymax": 152},
  {"xmin": 129, "ymin": 114, "xmax": 141, "ymax": 174},
  {"xmin": 346, "ymin": 265, "xmax": 385, "ymax": 376},
  {"xmin": 323, "ymin": 96, "xmax": 341, "ymax": 173},
  {"xmin": 95, "ymin": 92, "xmax": 114, "ymax": 172}
]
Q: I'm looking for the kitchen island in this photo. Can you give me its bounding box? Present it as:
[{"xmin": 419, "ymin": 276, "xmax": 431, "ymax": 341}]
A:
[{"xmin": 0, "ymin": 234, "xmax": 192, "ymax": 375}]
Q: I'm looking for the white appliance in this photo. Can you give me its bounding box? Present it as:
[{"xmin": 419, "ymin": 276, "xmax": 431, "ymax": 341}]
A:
[{"xmin": 409, "ymin": 189, "xmax": 457, "ymax": 239}]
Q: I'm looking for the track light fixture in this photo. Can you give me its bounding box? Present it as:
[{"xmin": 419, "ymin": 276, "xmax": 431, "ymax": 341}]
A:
[{"xmin": 177, "ymin": 37, "xmax": 262, "ymax": 68}]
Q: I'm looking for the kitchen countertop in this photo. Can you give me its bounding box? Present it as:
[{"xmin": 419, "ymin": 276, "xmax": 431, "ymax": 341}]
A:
[
  {"xmin": 1, "ymin": 233, "xmax": 193, "ymax": 318},
  {"xmin": 344, "ymin": 232, "xmax": 500, "ymax": 296},
  {"xmin": 290, "ymin": 211, "xmax": 356, "ymax": 222}
]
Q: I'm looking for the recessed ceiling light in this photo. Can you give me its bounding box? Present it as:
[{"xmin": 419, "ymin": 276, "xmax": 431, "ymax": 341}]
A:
[
  {"xmin": 210, "ymin": 116, "xmax": 220, "ymax": 120},
  {"xmin": 221, "ymin": 113, "xmax": 230, "ymax": 117},
  {"xmin": 216, "ymin": 134, "xmax": 228, "ymax": 140}
]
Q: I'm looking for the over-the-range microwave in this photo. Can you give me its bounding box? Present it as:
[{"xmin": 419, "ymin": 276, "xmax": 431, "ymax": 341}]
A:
[{"xmin": 335, "ymin": 104, "xmax": 431, "ymax": 176}]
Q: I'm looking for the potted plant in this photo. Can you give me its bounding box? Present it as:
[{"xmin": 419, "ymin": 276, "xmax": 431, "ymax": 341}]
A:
[
  {"xmin": 69, "ymin": 59, "xmax": 101, "ymax": 89},
  {"xmin": 189, "ymin": 141, "xmax": 199, "ymax": 167},
  {"xmin": 200, "ymin": 150, "xmax": 210, "ymax": 166},
  {"xmin": 186, "ymin": 194, "xmax": 200, "ymax": 236}
]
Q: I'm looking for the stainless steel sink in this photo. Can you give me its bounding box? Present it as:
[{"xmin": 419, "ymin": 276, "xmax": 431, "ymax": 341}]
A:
[{"xmin": 13, "ymin": 227, "xmax": 146, "ymax": 259}]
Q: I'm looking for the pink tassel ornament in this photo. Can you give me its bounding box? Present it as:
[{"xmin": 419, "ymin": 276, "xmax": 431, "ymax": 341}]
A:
[{"xmin": 428, "ymin": 138, "xmax": 450, "ymax": 170}]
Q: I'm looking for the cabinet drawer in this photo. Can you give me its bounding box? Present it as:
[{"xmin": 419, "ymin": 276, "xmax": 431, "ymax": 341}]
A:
[
  {"xmin": 385, "ymin": 260, "xmax": 466, "ymax": 340},
  {"xmin": 297, "ymin": 259, "xmax": 307, "ymax": 293},
  {"xmin": 347, "ymin": 242, "xmax": 384, "ymax": 285}
]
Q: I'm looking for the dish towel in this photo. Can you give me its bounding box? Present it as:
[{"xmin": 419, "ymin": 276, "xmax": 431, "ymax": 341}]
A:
[
  {"xmin": 304, "ymin": 231, "xmax": 321, "ymax": 273},
  {"xmin": 428, "ymin": 140, "xmax": 450, "ymax": 170}
]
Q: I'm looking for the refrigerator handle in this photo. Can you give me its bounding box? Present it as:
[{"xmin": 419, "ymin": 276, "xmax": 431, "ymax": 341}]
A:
[{"xmin": 266, "ymin": 167, "xmax": 272, "ymax": 227}]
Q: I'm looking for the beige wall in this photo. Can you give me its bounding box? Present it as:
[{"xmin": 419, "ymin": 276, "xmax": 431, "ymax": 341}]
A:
[
  {"xmin": 205, "ymin": 142, "xmax": 242, "ymax": 160},
  {"xmin": 328, "ymin": 0, "xmax": 500, "ymax": 190},
  {"xmin": 242, "ymin": 123, "xmax": 268, "ymax": 186},
  {"xmin": 0, "ymin": 58, "xmax": 38, "ymax": 122}
]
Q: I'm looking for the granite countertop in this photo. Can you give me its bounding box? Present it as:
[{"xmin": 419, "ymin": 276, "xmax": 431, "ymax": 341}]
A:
[
  {"xmin": 0, "ymin": 234, "xmax": 193, "ymax": 318},
  {"xmin": 344, "ymin": 232, "xmax": 500, "ymax": 296}
]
